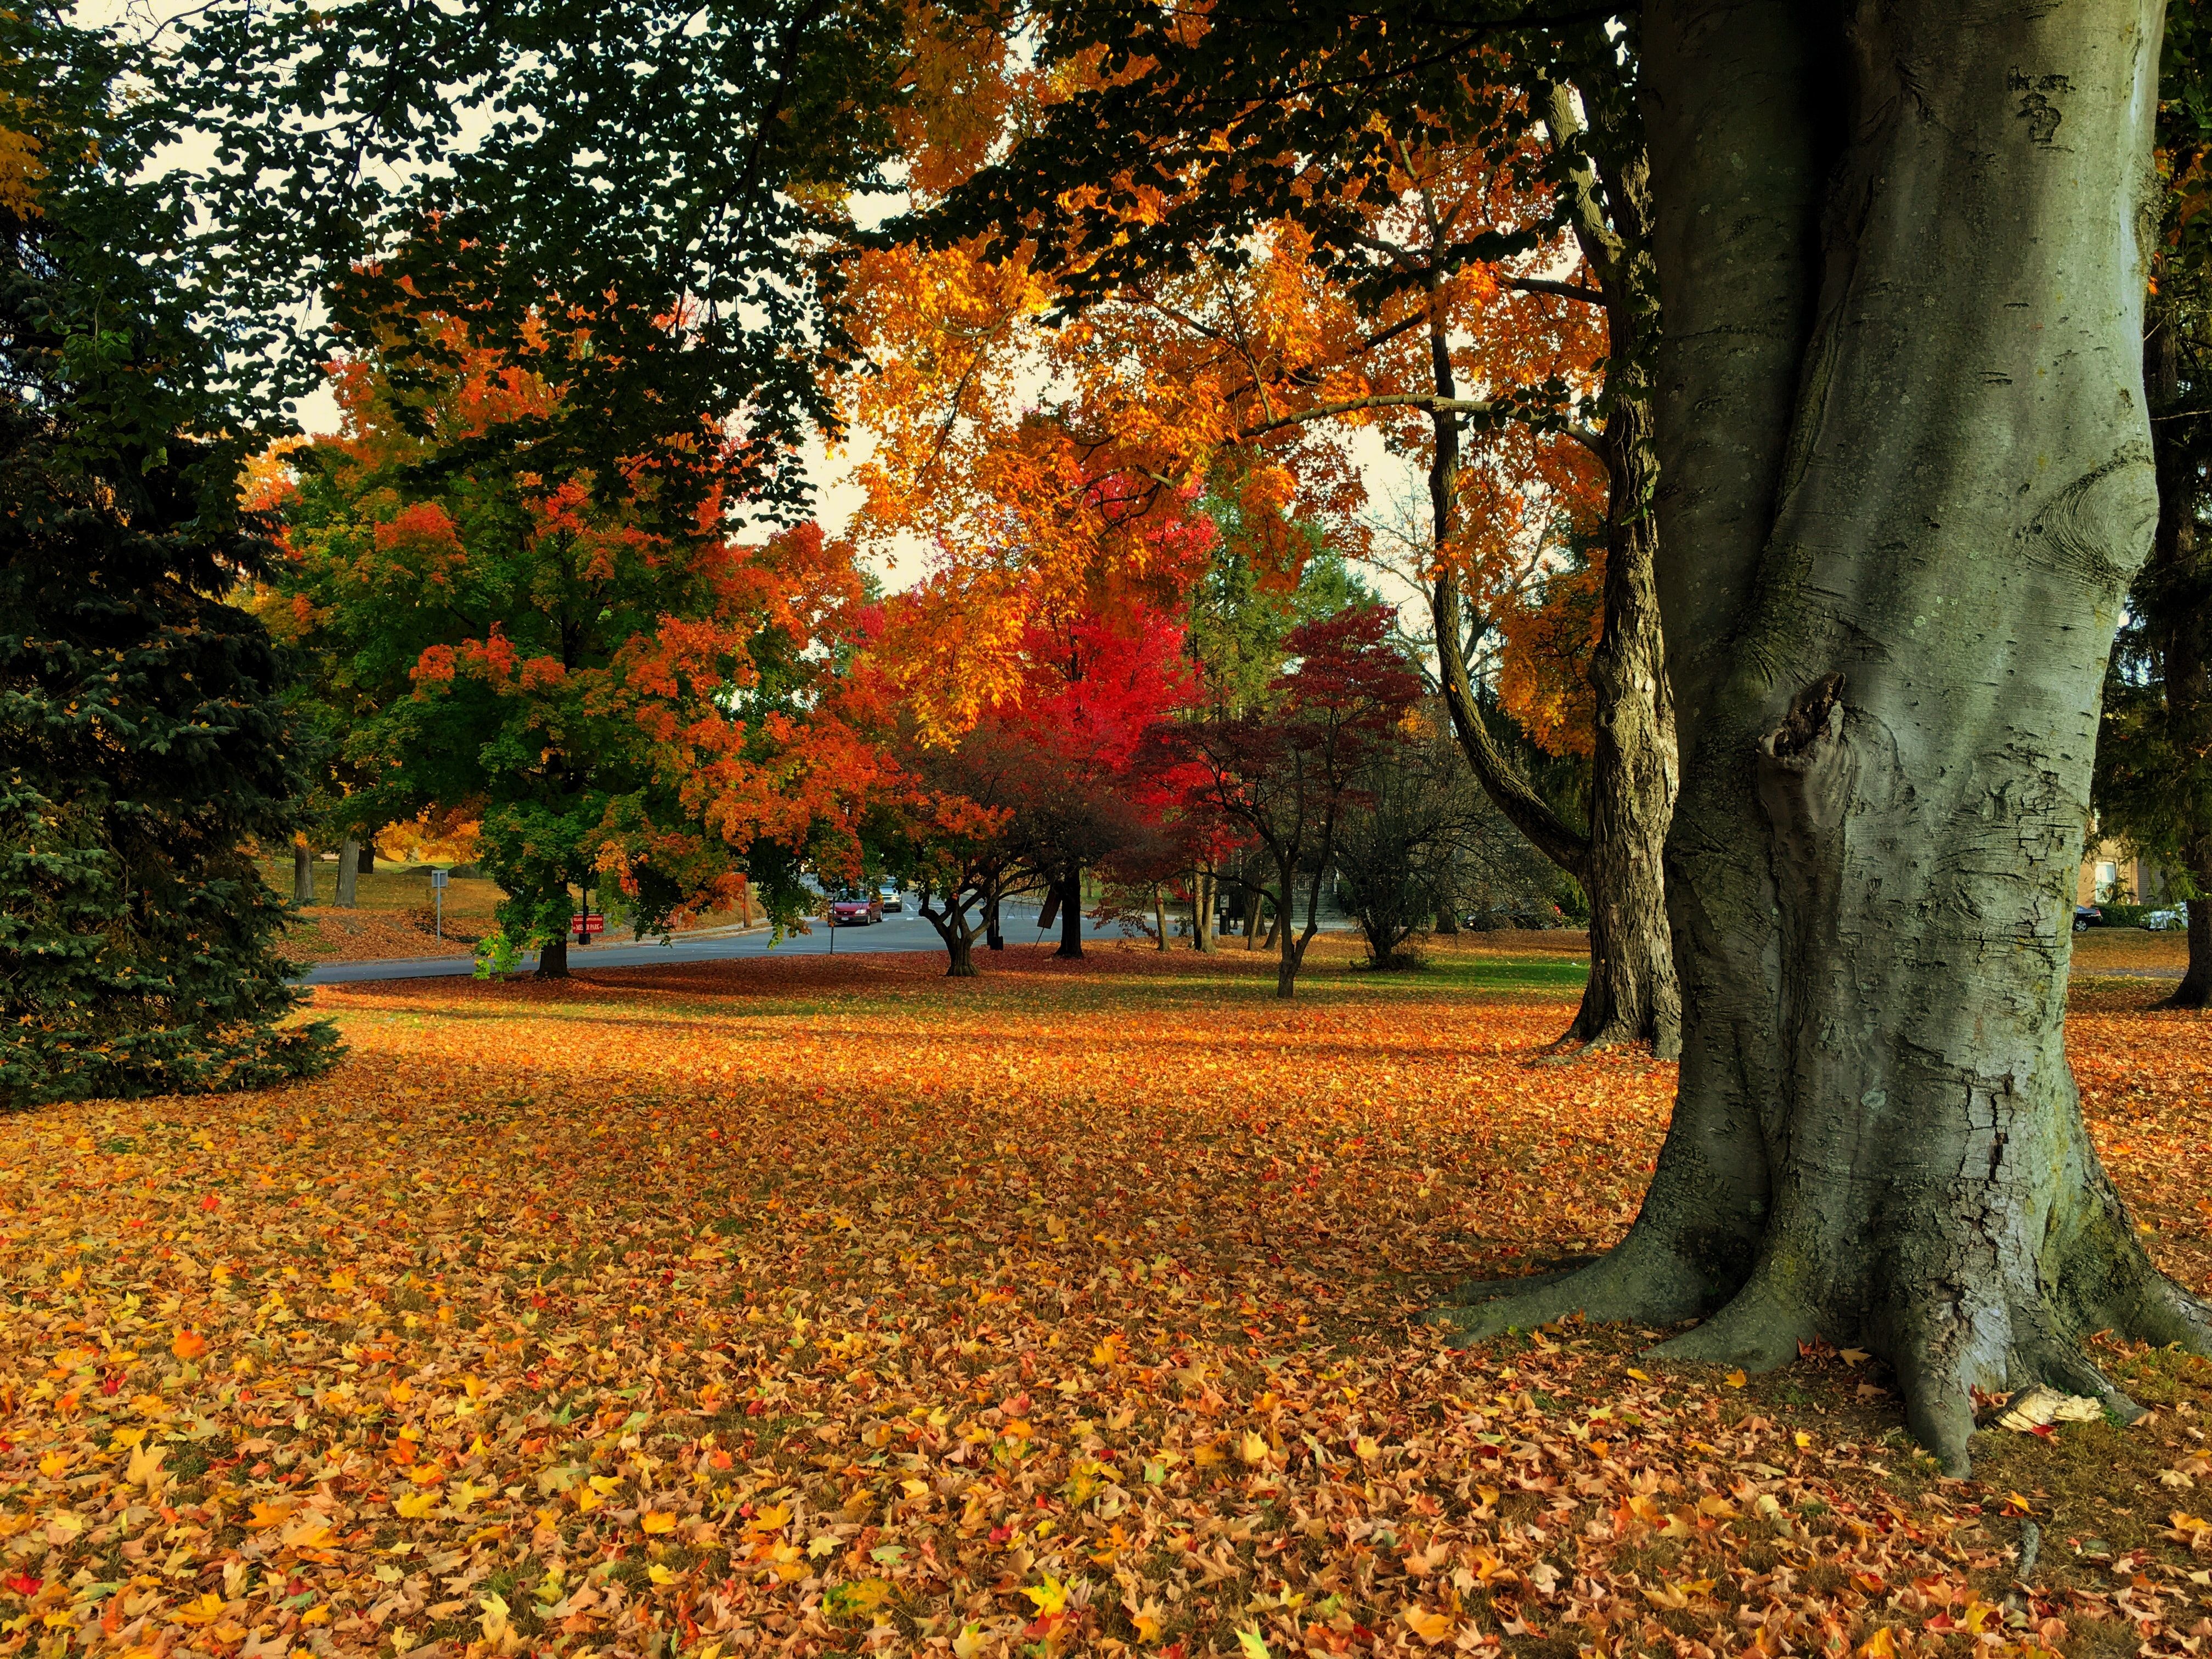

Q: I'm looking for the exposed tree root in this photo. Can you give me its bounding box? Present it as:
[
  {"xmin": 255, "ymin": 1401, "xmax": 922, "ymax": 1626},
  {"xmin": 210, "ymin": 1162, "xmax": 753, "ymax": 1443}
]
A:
[
  {"xmin": 1429, "ymin": 1224, "xmax": 2212, "ymax": 1476},
  {"xmin": 1426, "ymin": 1226, "xmax": 1724, "ymax": 1342}
]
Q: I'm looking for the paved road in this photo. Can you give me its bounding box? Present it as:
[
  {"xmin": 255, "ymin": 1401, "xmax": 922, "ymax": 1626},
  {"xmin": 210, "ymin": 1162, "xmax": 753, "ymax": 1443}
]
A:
[{"xmin": 296, "ymin": 905, "xmax": 1146, "ymax": 985}]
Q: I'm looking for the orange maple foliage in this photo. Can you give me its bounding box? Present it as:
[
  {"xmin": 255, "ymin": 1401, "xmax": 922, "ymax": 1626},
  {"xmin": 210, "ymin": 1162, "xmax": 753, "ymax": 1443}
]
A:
[{"xmin": 847, "ymin": 123, "xmax": 1612, "ymax": 755}]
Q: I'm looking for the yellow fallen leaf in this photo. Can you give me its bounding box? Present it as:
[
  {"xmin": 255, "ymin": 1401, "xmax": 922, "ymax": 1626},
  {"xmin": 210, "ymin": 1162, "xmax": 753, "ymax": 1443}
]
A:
[
  {"xmin": 641, "ymin": 1510, "xmax": 678, "ymax": 1534},
  {"xmin": 1021, "ymin": 1574, "xmax": 1068, "ymax": 1616},
  {"xmin": 1858, "ymin": 1627, "xmax": 1897, "ymax": 1658},
  {"xmin": 248, "ymin": 1500, "xmax": 297, "ymax": 1530},
  {"xmin": 648, "ymin": 1564, "xmax": 679, "ymax": 1586},
  {"xmin": 1402, "ymin": 1606, "xmax": 1452, "ymax": 1645},
  {"xmin": 171, "ymin": 1329, "xmax": 207, "ymax": 1361},
  {"xmin": 395, "ymin": 1491, "xmax": 438, "ymax": 1519},
  {"xmin": 1626, "ymin": 1368, "xmax": 1650, "ymax": 1382},
  {"xmin": 953, "ymin": 1625, "xmax": 989, "ymax": 1659},
  {"xmin": 1723, "ymin": 1369, "xmax": 1747, "ymax": 1389},
  {"xmin": 170, "ymin": 1593, "xmax": 227, "ymax": 1627}
]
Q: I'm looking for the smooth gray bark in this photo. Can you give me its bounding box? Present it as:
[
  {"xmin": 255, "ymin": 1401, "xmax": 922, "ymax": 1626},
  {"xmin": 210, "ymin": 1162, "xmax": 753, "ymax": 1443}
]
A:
[
  {"xmin": 1438, "ymin": 0, "xmax": 2211, "ymax": 1474},
  {"xmin": 335, "ymin": 837, "xmax": 359, "ymax": 908}
]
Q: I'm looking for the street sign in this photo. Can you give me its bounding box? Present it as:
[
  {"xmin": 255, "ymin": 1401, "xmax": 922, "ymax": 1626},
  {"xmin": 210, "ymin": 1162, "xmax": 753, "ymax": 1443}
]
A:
[
  {"xmin": 428, "ymin": 868, "xmax": 449, "ymax": 890},
  {"xmin": 572, "ymin": 913, "xmax": 605, "ymax": 938}
]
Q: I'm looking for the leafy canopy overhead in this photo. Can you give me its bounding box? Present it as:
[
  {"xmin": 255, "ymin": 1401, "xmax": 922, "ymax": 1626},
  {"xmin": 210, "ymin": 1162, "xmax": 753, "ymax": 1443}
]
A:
[{"xmin": 175, "ymin": 0, "xmax": 913, "ymax": 517}]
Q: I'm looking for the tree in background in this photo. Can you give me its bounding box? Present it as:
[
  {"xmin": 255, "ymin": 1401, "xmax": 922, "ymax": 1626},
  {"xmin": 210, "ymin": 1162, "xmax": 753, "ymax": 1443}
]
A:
[
  {"xmin": 2096, "ymin": 8, "xmax": 2212, "ymax": 1007},
  {"xmin": 271, "ymin": 341, "xmax": 873, "ymax": 975},
  {"xmin": 908, "ymin": 4, "xmax": 1678, "ymax": 1056},
  {"xmin": 1, "ymin": 13, "xmax": 334, "ymax": 1104},
  {"xmin": 1163, "ymin": 605, "xmax": 1419, "ymax": 998},
  {"xmin": 1335, "ymin": 703, "xmax": 1499, "ymax": 969}
]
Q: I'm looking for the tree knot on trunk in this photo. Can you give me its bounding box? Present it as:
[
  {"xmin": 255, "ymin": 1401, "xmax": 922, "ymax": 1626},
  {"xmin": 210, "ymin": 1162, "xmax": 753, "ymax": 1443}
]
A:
[{"xmin": 1767, "ymin": 672, "xmax": 1846, "ymax": 760}]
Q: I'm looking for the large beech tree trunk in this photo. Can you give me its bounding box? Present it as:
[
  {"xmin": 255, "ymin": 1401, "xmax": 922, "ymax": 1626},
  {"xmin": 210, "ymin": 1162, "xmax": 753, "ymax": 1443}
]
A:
[{"xmin": 1442, "ymin": 0, "xmax": 2210, "ymax": 1474}]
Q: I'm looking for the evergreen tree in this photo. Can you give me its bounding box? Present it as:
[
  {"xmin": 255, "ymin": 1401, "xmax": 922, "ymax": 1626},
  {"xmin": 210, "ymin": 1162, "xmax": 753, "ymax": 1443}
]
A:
[
  {"xmin": 1, "ymin": 13, "xmax": 335, "ymax": 1105},
  {"xmin": 2095, "ymin": 8, "xmax": 2212, "ymax": 1006}
]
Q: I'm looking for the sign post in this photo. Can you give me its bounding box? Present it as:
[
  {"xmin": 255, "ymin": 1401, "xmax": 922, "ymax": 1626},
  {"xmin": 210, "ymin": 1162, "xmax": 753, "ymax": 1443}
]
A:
[{"xmin": 430, "ymin": 867, "xmax": 448, "ymax": 943}]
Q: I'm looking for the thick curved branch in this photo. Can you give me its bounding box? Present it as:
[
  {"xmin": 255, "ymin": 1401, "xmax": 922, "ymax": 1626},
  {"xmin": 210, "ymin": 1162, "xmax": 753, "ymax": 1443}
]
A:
[
  {"xmin": 1432, "ymin": 569, "xmax": 1592, "ymax": 879},
  {"xmin": 1238, "ymin": 393, "xmax": 1495, "ymax": 440}
]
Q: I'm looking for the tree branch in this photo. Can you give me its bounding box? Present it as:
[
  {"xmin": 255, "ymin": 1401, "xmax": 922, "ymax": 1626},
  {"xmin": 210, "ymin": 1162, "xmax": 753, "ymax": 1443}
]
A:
[
  {"xmin": 1238, "ymin": 393, "xmax": 1496, "ymax": 439},
  {"xmin": 1505, "ymin": 275, "xmax": 1608, "ymax": 306},
  {"xmin": 1432, "ymin": 569, "xmax": 1591, "ymax": 878}
]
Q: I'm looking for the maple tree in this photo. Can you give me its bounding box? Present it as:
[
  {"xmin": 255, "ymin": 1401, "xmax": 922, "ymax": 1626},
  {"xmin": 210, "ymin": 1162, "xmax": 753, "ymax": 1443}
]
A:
[
  {"xmin": 1, "ymin": 11, "xmax": 335, "ymax": 1105},
  {"xmin": 1160, "ymin": 604, "xmax": 1420, "ymax": 999},
  {"xmin": 878, "ymin": 599, "xmax": 1194, "ymax": 972},
  {"xmin": 268, "ymin": 337, "xmax": 876, "ymax": 975},
  {"xmin": 895, "ymin": 5, "xmax": 1678, "ymax": 1056},
  {"xmin": 860, "ymin": 29, "xmax": 1675, "ymax": 1052}
]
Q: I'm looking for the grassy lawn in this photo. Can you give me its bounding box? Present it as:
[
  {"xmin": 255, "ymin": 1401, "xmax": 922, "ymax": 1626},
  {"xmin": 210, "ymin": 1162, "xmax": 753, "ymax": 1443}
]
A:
[{"xmin": 1, "ymin": 938, "xmax": 2207, "ymax": 1658}]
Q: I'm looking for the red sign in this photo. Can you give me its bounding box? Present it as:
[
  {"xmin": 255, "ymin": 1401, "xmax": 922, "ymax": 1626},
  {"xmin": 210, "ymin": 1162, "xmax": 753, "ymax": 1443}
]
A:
[{"xmin": 573, "ymin": 913, "xmax": 605, "ymax": 935}]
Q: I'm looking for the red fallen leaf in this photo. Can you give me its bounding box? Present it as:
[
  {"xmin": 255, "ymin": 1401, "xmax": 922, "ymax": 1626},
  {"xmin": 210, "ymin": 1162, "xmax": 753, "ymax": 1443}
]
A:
[
  {"xmin": 199, "ymin": 1193, "xmax": 219, "ymax": 1211},
  {"xmin": 1924, "ymin": 1615, "xmax": 1960, "ymax": 1633},
  {"xmin": 4, "ymin": 1573, "xmax": 42, "ymax": 1597},
  {"xmin": 989, "ymin": 1524, "xmax": 1013, "ymax": 1544},
  {"xmin": 99, "ymin": 1373, "xmax": 122, "ymax": 1396}
]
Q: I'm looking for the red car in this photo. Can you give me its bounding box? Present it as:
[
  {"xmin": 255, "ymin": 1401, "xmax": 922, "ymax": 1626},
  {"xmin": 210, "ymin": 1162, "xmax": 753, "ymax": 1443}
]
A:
[{"xmin": 828, "ymin": 892, "xmax": 883, "ymax": 926}]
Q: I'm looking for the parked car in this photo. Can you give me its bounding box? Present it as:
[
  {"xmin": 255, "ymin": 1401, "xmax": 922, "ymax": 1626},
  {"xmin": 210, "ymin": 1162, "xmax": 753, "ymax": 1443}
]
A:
[
  {"xmin": 878, "ymin": 881, "xmax": 904, "ymax": 913},
  {"xmin": 2073, "ymin": 904, "xmax": 2101, "ymax": 932},
  {"xmin": 829, "ymin": 891, "xmax": 884, "ymax": 926},
  {"xmin": 2143, "ymin": 905, "xmax": 2188, "ymax": 931}
]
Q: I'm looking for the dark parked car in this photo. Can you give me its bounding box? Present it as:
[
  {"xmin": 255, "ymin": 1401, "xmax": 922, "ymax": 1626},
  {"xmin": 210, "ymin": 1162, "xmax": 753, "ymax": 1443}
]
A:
[
  {"xmin": 830, "ymin": 891, "xmax": 884, "ymax": 926},
  {"xmin": 2073, "ymin": 904, "xmax": 2102, "ymax": 932}
]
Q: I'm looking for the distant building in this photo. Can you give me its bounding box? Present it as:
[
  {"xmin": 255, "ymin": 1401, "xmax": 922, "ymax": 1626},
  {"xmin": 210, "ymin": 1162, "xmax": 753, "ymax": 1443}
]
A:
[{"xmin": 2078, "ymin": 838, "xmax": 2168, "ymax": 906}]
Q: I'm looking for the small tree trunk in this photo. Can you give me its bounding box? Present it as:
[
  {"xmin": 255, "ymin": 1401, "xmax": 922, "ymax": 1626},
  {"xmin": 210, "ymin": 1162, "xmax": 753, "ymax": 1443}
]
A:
[
  {"xmin": 2176, "ymin": 877, "xmax": 2212, "ymax": 1010},
  {"xmin": 335, "ymin": 837, "xmax": 360, "ymax": 908},
  {"xmin": 986, "ymin": 891, "xmax": 1005, "ymax": 950},
  {"xmin": 1056, "ymin": 868, "xmax": 1083, "ymax": 959},
  {"xmin": 1435, "ymin": 905, "xmax": 1459, "ymax": 936},
  {"xmin": 1153, "ymin": 885, "xmax": 1170, "ymax": 950},
  {"xmin": 1243, "ymin": 884, "xmax": 1262, "ymax": 947},
  {"xmin": 946, "ymin": 929, "xmax": 978, "ymax": 977},
  {"xmin": 1190, "ymin": 870, "xmax": 1212, "ymax": 953},
  {"xmin": 357, "ymin": 841, "xmax": 375, "ymax": 874},
  {"xmin": 292, "ymin": 842, "xmax": 315, "ymax": 906},
  {"xmin": 537, "ymin": 935, "xmax": 568, "ymax": 979}
]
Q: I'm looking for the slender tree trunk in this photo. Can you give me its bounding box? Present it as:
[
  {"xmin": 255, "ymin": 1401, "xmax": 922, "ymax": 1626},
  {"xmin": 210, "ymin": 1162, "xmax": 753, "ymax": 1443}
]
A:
[
  {"xmin": 1190, "ymin": 868, "xmax": 1213, "ymax": 953},
  {"xmin": 335, "ymin": 837, "xmax": 360, "ymax": 908},
  {"xmin": 1243, "ymin": 882, "xmax": 1262, "ymax": 947},
  {"xmin": 1417, "ymin": 106, "xmax": 1680, "ymax": 1057},
  {"xmin": 986, "ymin": 889, "xmax": 1005, "ymax": 951},
  {"xmin": 1056, "ymin": 867, "xmax": 1083, "ymax": 959},
  {"xmin": 1153, "ymin": 885, "xmax": 1170, "ymax": 951},
  {"xmin": 1440, "ymin": 0, "xmax": 2210, "ymax": 1474},
  {"xmin": 2182, "ymin": 887, "xmax": 2212, "ymax": 1008},
  {"xmin": 292, "ymin": 842, "xmax": 315, "ymax": 906},
  {"xmin": 2146, "ymin": 318, "xmax": 2212, "ymax": 1006}
]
